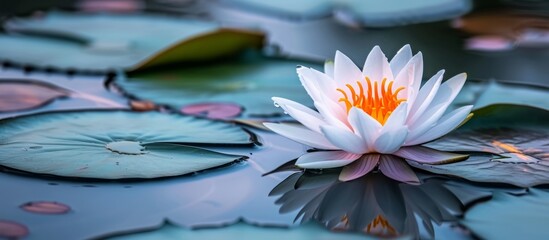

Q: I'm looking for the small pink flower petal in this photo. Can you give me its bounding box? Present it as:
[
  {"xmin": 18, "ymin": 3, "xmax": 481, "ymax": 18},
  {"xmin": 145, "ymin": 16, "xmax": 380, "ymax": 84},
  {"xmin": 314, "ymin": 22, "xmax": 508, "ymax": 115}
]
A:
[
  {"xmin": 379, "ymin": 155, "xmax": 420, "ymax": 185},
  {"xmin": 296, "ymin": 151, "xmax": 361, "ymax": 169},
  {"xmin": 393, "ymin": 146, "xmax": 468, "ymax": 164},
  {"xmin": 339, "ymin": 154, "xmax": 380, "ymax": 181},
  {"xmin": 181, "ymin": 102, "xmax": 242, "ymax": 119}
]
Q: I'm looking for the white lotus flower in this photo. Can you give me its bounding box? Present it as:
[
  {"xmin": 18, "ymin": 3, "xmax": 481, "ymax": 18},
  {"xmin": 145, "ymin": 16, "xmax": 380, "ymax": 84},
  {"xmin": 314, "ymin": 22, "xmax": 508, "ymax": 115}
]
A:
[{"xmin": 264, "ymin": 45, "xmax": 472, "ymax": 183}]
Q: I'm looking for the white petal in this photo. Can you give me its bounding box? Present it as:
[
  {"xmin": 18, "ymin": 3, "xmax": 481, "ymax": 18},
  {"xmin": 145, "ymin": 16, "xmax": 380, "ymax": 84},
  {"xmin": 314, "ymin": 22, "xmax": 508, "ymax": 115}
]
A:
[
  {"xmin": 393, "ymin": 146, "xmax": 469, "ymax": 164},
  {"xmin": 362, "ymin": 45, "xmax": 394, "ymax": 83},
  {"xmin": 407, "ymin": 70, "xmax": 444, "ymax": 124},
  {"xmin": 379, "ymin": 156, "xmax": 420, "ymax": 185},
  {"xmin": 390, "ymin": 44, "xmax": 412, "ymax": 76},
  {"xmin": 382, "ymin": 102, "xmax": 408, "ymax": 130},
  {"xmin": 406, "ymin": 73, "xmax": 467, "ymax": 139},
  {"xmin": 272, "ymin": 97, "xmax": 326, "ymax": 133},
  {"xmin": 394, "ymin": 52, "xmax": 423, "ymax": 105},
  {"xmin": 297, "ymin": 66, "xmax": 323, "ymax": 102},
  {"xmin": 297, "ymin": 66, "xmax": 337, "ymax": 102},
  {"xmin": 425, "ymin": 73, "xmax": 467, "ymax": 113},
  {"xmin": 314, "ymin": 101, "xmax": 350, "ymax": 130},
  {"xmin": 296, "ymin": 151, "xmax": 361, "ymax": 169},
  {"xmin": 263, "ymin": 123, "xmax": 337, "ymax": 150},
  {"xmin": 347, "ymin": 107, "xmax": 382, "ymax": 151},
  {"xmin": 320, "ymin": 125, "xmax": 367, "ymax": 154},
  {"xmin": 324, "ymin": 61, "xmax": 334, "ymax": 78},
  {"xmin": 339, "ymin": 154, "xmax": 380, "ymax": 181},
  {"xmin": 334, "ymin": 51, "xmax": 363, "ymax": 85},
  {"xmin": 406, "ymin": 105, "xmax": 473, "ymax": 145},
  {"xmin": 374, "ymin": 126, "xmax": 408, "ymax": 154},
  {"xmin": 405, "ymin": 102, "xmax": 448, "ymax": 143}
]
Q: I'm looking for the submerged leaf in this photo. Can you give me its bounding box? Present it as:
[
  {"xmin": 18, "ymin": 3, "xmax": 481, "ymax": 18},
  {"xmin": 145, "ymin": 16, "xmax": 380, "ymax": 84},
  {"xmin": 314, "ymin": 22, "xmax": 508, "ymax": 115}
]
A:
[
  {"xmin": 1, "ymin": 12, "xmax": 264, "ymax": 72},
  {"xmin": 0, "ymin": 110, "xmax": 253, "ymax": 179},
  {"xmin": 116, "ymin": 54, "xmax": 318, "ymax": 117},
  {"xmin": 462, "ymin": 189, "xmax": 549, "ymax": 240},
  {"xmin": 0, "ymin": 80, "xmax": 69, "ymax": 112}
]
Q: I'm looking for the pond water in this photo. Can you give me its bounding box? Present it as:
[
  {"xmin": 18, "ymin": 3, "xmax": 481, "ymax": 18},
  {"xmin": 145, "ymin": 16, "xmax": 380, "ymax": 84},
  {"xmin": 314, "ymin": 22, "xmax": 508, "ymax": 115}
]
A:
[{"xmin": 0, "ymin": 1, "xmax": 548, "ymax": 239}]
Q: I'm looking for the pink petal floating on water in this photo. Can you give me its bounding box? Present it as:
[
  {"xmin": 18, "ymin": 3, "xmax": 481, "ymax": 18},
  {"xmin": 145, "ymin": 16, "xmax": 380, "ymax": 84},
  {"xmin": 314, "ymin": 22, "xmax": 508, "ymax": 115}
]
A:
[
  {"xmin": 20, "ymin": 201, "xmax": 71, "ymax": 214},
  {"xmin": 0, "ymin": 220, "xmax": 29, "ymax": 238},
  {"xmin": 181, "ymin": 102, "xmax": 242, "ymax": 120}
]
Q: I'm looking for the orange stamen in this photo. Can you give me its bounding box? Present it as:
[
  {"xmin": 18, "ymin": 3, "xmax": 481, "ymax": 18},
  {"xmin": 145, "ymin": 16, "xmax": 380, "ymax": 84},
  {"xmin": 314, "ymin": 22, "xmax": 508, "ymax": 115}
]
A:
[{"xmin": 337, "ymin": 76, "xmax": 406, "ymax": 125}]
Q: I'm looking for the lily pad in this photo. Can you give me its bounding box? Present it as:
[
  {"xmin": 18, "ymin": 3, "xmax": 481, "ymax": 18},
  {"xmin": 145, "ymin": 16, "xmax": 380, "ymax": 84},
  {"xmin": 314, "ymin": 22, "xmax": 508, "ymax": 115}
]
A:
[
  {"xmin": 115, "ymin": 54, "xmax": 318, "ymax": 117},
  {"xmin": 410, "ymin": 106, "xmax": 549, "ymax": 187},
  {"xmin": 220, "ymin": 0, "xmax": 471, "ymax": 27},
  {"xmin": 1, "ymin": 12, "xmax": 264, "ymax": 72},
  {"xmin": 462, "ymin": 189, "xmax": 549, "ymax": 240},
  {"xmin": 0, "ymin": 80, "xmax": 69, "ymax": 112},
  {"xmin": 453, "ymin": 80, "xmax": 549, "ymax": 112},
  {"xmin": 0, "ymin": 110, "xmax": 253, "ymax": 179}
]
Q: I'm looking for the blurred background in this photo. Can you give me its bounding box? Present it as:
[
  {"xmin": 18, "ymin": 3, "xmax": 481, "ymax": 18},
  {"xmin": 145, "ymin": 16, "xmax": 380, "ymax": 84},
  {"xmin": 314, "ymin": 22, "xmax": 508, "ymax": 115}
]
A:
[{"xmin": 0, "ymin": 0, "xmax": 548, "ymax": 85}]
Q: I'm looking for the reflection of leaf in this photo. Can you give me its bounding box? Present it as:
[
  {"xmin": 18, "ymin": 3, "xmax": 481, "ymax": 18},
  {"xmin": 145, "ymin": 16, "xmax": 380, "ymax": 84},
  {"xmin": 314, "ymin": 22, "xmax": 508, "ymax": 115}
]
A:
[
  {"xmin": 0, "ymin": 110, "xmax": 253, "ymax": 179},
  {"xmin": 116, "ymin": 54, "xmax": 318, "ymax": 117},
  {"xmin": 462, "ymin": 189, "xmax": 549, "ymax": 240},
  {"xmin": 1, "ymin": 12, "xmax": 264, "ymax": 72},
  {"xmin": 0, "ymin": 80, "xmax": 69, "ymax": 112},
  {"xmin": 221, "ymin": 0, "xmax": 471, "ymax": 27},
  {"xmin": 106, "ymin": 222, "xmax": 377, "ymax": 240}
]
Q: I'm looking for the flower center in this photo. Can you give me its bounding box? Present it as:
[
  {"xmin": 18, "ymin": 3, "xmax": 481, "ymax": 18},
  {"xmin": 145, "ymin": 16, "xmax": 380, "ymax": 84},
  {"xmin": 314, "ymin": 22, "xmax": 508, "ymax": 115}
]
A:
[{"xmin": 337, "ymin": 77, "xmax": 406, "ymax": 125}]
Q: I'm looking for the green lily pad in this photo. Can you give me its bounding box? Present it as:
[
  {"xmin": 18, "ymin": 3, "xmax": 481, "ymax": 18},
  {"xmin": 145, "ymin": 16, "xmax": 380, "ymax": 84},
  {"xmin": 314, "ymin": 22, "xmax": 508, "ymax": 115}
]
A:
[
  {"xmin": 106, "ymin": 222, "xmax": 385, "ymax": 240},
  {"xmin": 0, "ymin": 80, "xmax": 69, "ymax": 112},
  {"xmin": 221, "ymin": 0, "xmax": 471, "ymax": 27},
  {"xmin": 0, "ymin": 110, "xmax": 253, "ymax": 179},
  {"xmin": 462, "ymin": 189, "xmax": 549, "ymax": 240},
  {"xmin": 453, "ymin": 80, "xmax": 549, "ymax": 112},
  {"xmin": 115, "ymin": 54, "xmax": 318, "ymax": 117},
  {"xmin": 410, "ymin": 106, "xmax": 549, "ymax": 187},
  {"xmin": 1, "ymin": 12, "xmax": 264, "ymax": 72}
]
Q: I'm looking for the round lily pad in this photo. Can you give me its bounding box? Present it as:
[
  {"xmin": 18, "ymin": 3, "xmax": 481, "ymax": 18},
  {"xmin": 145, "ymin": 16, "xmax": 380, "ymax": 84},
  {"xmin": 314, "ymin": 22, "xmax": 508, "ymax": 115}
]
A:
[
  {"xmin": 412, "ymin": 106, "xmax": 549, "ymax": 187},
  {"xmin": 115, "ymin": 55, "xmax": 318, "ymax": 117},
  {"xmin": 0, "ymin": 80, "xmax": 69, "ymax": 112},
  {"xmin": 0, "ymin": 110, "xmax": 253, "ymax": 179}
]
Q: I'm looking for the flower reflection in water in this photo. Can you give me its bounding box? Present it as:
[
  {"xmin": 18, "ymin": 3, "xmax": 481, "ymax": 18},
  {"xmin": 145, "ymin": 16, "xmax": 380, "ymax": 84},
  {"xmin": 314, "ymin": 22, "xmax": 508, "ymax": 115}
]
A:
[{"xmin": 269, "ymin": 170, "xmax": 465, "ymax": 238}]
